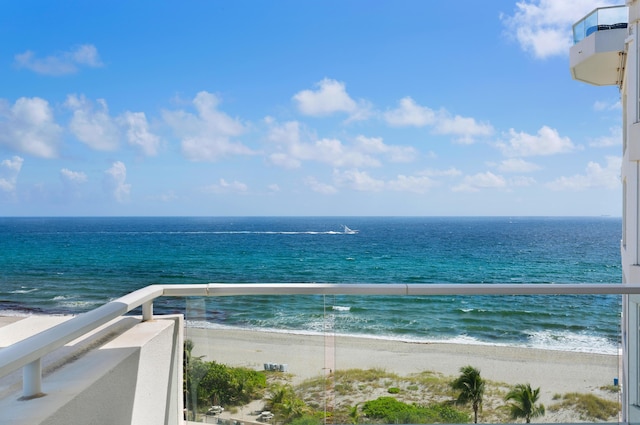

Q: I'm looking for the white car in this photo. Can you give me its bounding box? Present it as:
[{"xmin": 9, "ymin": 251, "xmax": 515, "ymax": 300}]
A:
[
  {"xmin": 259, "ymin": 411, "xmax": 274, "ymax": 421},
  {"xmin": 207, "ymin": 406, "xmax": 224, "ymax": 415}
]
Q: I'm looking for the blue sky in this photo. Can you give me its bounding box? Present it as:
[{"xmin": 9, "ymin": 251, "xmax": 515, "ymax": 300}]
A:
[{"xmin": 0, "ymin": 0, "xmax": 625, "ymax": 216}]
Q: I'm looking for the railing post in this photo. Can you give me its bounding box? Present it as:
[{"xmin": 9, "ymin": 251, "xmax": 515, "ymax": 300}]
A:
[
  {"xmin": 142, "ymin": 300, "xmax": 153, "ymax": 321},
  {"xmin": 23, "ymin": 358, "xmax": 42, "ymax": 398}
]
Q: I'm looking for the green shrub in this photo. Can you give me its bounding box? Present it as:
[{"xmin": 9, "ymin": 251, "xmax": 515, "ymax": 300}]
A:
[
  {"xmin": 190, "ymin": 360, "xmax": 266, "ymax": 407},
  {"xmin": 388, "ymin": 387, "xmax": 400, "ymax": 394},
  {"xmin": 362, "ymin": 396, "xmax": 469, "ymax": 424},
  {"xmin": 363, "ymin": 396, "xmax": 409, "ymax": 419},
  {"xmin": 289, "ymin": 414, "xmax": 323, "ymax": 425}
]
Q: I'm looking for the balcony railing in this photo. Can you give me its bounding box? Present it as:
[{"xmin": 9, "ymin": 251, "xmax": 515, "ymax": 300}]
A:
[
  {"xmin": 573, "ymin": 5, "xmax": 628, "ymax": 44},
  {"xmin": 0, "ymin": 283, "xmax": 636, "ymax": 424}
]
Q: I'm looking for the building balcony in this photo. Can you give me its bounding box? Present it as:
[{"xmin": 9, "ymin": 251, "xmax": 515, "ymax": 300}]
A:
[
  {"xmin": 570, "ymin": 5, "xmax": 628, "ymax": 86},
  {"xmin": 0, "ymin": 283, "xmax": 633, "ymax": 425}
]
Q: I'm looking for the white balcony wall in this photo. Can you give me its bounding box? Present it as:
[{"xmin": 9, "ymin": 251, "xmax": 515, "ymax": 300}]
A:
[{"xmin": 0, "ymin": 315, "xmax": 183, "ymax": 425}]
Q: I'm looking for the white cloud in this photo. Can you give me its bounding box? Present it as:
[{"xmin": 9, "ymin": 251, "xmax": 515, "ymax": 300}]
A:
[
  {"xmin": 0, "ymin": 156, "xmax": 23, "ymax": 192},
  {"xmin": 331, "ymin": 168, "xmax": 443, "ymax": 193},
  {"xmin": 60, "ymin": 168, "xmax": 88, "ymax": 184},
  {"xmin": 60, "ymin": 168, "xmax": 88, "ymax": 200},
  {"xmin": 104, "ymin": 161, "xmax": 131, "ymax": 202},
  {"xmin": 266, "ymin": 120, "xmax": 381, "ymax": 168},
  {"xmin": 66, "ymin": 95, "xmax": 162, "ymax": 155},
  {"xmin": 146, "ymin": 191, "xmax": 179, "ymax": 203},
  {"xmin": 421, "ymin": 167, "xmax": 463, "ymax": 178},
  {"xmin": 500, "ymin": 0, "xmax": 619, "ymax": 59},
  {"xmin": 0, "ymin": 97, "xmax": 62, "ymax": 158},
  {"xmin": 510, "ymin": 176, "xmax": 537, "ymax": 187},
  {"xmin": 163, "ymin": 91, "xmax": 252, "ymax": 162},
  {"xmin": 119, "ymin": 111, "xmax": 161, "ymax": 156},
  {"xmin": 452, "ymin": 171, "xmax": 507, "ymax": 192},
  {"xmin": 384, "ymin": 97, "xmax": 435, "ymax": 127},
  {"xmin": 293, "ymin": 78, "xmax": 356, "ymax": 116},
  {"xmin": 496, "ymin": 125, "xmax": 577, "ymax": 157},
  {"xmin": 497, "ymin": 158, "xmax": 541, "ymax": 173},
  {"xmin": 269, "ymin": 152, "xmax": 301, "ymax": 169},
  {"xmin": 387, "ymin": 175, "xmax": 437, "ymax": 194},
  {"xmin": 354, "ymin": 135, "xmax": 417, "ymax": 162},
  {"xmin": 66, "ymin": 95, "xmax": 120, "ymax": 151},
  {"xmin": 305, "ymin": 177, "xmax": 337, "ymax": 194},
  {"xmin": 14, "ymin": 44, "xmax": 103, "ymax": 75},
  {"xmin": 292, "ymin": 78, "xmax": 370, "ymax": 121},
  {"xmin": 333, "ymin": 169, "xmax": 385, "ymax": 192},
  {"xmin": 203, "ymin": 178, "xmax": 248, "ymax": 194},
  {"xmin": 433, "ymin": 113, "xmax": 494, "ymax": 144},
  {"xmin": 547, "ymin": 156, "xmax": 621, "ymax": 190},
  {"xmin": 593, "ymin": 99, "xmax": 621, "ymax": 112},
  {"xmin": 384, "ymin": 97, "xmax": 493, "ymax": 143},
  {"xmin": 589, "ymin": 126, "xmax": 621, "ymax": 148}
]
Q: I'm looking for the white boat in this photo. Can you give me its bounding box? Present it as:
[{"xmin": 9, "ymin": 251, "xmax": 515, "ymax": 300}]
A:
[{"xmin": 343, "ymin": 225, "xmax": 359, "ymax": 234}]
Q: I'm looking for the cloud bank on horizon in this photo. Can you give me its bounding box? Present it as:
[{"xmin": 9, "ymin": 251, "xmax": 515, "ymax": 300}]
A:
[{"xmin": 0, "ymin": 0, "xmax": 625, "ymax": 216}]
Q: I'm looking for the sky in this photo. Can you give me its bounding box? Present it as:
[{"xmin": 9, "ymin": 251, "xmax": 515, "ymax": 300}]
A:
[{"xmin": 0, "ymin": 0, "xmax": 627, "ymax": 216}]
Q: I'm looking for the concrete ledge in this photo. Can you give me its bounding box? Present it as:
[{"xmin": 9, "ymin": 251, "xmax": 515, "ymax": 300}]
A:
[{"xmin": 0, "ymin": 315, "xmax": 183, "ymax": 425}]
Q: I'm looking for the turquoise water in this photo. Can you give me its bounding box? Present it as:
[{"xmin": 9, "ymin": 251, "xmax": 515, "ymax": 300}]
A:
[{"xmin": 0, "ymin": 216, "xmax": 622, "ymax": 354}]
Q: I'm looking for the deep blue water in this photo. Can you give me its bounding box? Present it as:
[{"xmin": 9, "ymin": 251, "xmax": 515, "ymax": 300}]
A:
[{"xmin": 0, "ymin": 216, "xmax": 622, "ymax": 353}]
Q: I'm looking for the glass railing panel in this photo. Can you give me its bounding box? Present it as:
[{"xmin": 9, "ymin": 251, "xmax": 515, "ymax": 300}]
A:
[
  {"xmin": 573, "ymin": 6, "xmax": 628, "ymax": 44},
  {"xmin": 573, "ymin": 18, "xmax": 585, "ymax": 45},
  {"xmin": 184, "ymin": 293, "xmax": 621, "ymax": 424},
  {"xmin": 583, "ymin": 10, "xmax": 599, "ymax": 39},
  {"xmin": 597, "ymin": 6, "xmax": 628, "ymax": 27}
]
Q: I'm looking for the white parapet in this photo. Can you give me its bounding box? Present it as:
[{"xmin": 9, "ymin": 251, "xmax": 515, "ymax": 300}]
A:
[{"xmin": 0, "ymin": 314, "xmax": 183, "ymax": 425}]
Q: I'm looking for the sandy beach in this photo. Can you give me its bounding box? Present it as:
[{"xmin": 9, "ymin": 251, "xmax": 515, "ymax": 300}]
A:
[{"xmin": 187, "ymin": 327, "xmax": 619, "ymax": 409}]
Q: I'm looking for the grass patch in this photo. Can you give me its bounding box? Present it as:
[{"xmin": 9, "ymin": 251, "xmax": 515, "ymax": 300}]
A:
[
  {"xmin": 549, "ymin": 392, "xmax": 619, "ymax": 421},
  {"xmin": 334, "ymin": 368, "xmax": 397, "ymax": 382},
  {"xmin": 600, "ymin": 384, "xmax": 621, "ymax": 393}
]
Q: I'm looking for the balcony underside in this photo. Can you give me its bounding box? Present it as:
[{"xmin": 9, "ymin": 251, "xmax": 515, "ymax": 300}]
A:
[{"xmin": 570, "ymin": 28, "xmax": 626, "ymax": 86}]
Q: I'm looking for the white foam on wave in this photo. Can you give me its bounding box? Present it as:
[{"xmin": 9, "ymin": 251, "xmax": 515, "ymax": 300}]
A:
[
  {"xmin": 55, "ymin": 299, "xmax": 103, "ymax": 309},
  {"xmin": 11, "ymin": 288, "xmax": 38, "ymax": 294},
  {"xmin": 332, "ymin": 305, "xmax": 351, "ymax": 312},
  {"xmin": 526, "ymin": 330, "xmax": 618, "ymax": 355}
]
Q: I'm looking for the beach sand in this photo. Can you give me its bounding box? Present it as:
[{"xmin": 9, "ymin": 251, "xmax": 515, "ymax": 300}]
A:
[{"xmin": 187, "ymin": 327, "xmax": 619, "ymax": 410}]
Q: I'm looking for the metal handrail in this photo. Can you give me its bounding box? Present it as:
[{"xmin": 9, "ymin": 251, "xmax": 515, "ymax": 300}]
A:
[{"xmin": 2, "ymin": 282, "xmax": 639, "ymax": 398}]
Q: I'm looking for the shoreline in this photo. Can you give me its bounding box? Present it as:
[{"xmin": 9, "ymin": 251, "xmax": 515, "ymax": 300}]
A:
[
  {"xmin": 185, "ymin": 321, "xmax": 619, "ymax": 356},
  {"xmin": 186, "ymin": 326, "xmax": 619, "ymax": 407}
]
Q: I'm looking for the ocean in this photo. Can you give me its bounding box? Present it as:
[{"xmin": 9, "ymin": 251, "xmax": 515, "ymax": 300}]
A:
[{"xmin": 0, "ymin": 216, "xmax": 622, "ymax": 354}]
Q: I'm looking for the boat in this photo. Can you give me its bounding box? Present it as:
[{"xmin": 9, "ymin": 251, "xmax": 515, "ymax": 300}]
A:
[{"xmin": 343, "ymin": 225, "xmax": 359, "ymax": 234}]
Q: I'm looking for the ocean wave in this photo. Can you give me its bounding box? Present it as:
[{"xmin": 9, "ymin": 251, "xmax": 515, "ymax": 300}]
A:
[
  {"xmin": 332, "ymin": 306, "xmax": 351, "ymax": 311},
  {"xmin": 55, "ymin": 300, "xmax": 103, "ymax": 309},
  {"xmin": 526, "ymin": 329, "xmax": 618, "ymax": 355},
  {"xmin": 11, "ymin": 288, "xmax": 38, "ymax": 294}
]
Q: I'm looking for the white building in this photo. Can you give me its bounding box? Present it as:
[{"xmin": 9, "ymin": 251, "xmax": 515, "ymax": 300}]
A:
[{"xmin": 570, "ymin": 2, "xmax": 640, "ymax": 422}]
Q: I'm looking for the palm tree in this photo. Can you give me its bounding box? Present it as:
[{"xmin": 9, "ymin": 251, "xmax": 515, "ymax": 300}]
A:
[
  {"xmin": 505, "ymin": 383, "xmax": 545, "ymax": 423},
  {"xmin": 451, "ymin": 365, "xmax": 485, "ymax": 423}
]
